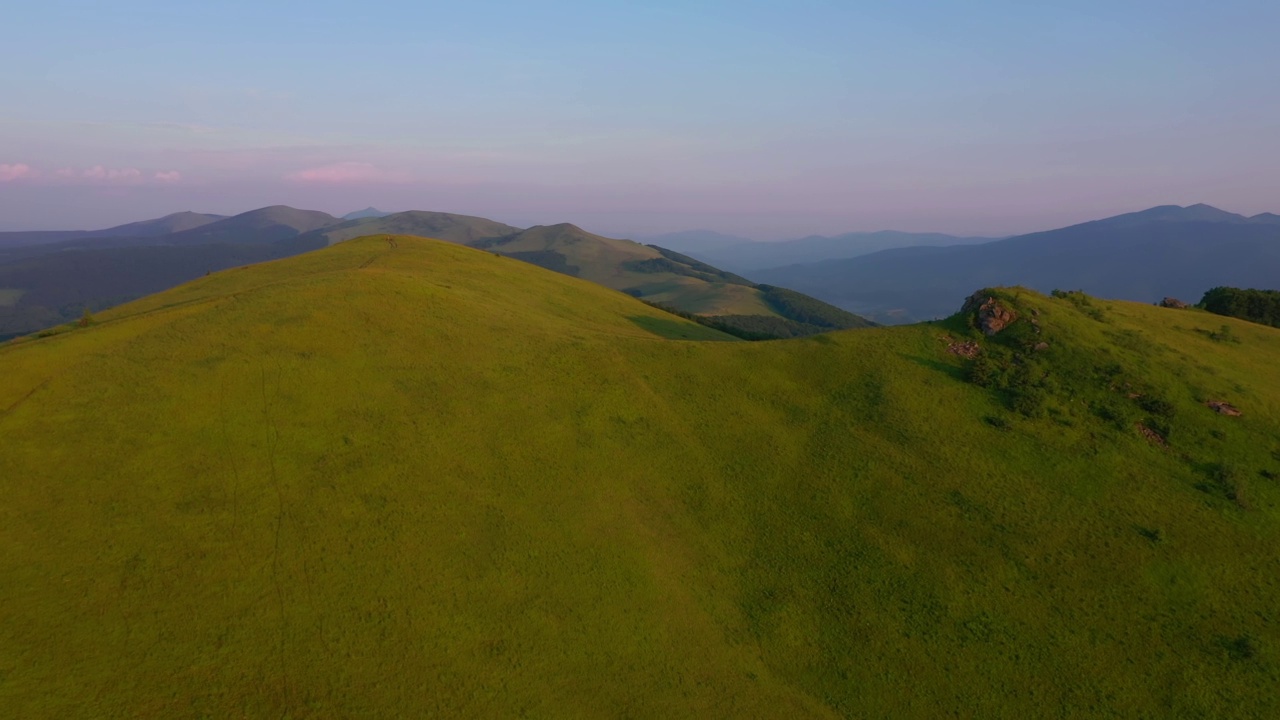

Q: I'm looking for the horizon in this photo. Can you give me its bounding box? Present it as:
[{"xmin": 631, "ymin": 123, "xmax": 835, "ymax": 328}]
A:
[
  {"xmin": 1, "ymin": 200, "xmax": 1275, "ymax": 244},
  {"xmin": 3, "ymin": 1, "xmax": 1279, "ymax": 237}
]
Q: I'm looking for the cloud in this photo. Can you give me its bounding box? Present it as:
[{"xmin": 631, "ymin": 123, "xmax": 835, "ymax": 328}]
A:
[
  {"xmin": 286, "ymin": 161, "xmax": 408, "ymax": 184},
  {"xmin": 154, "ymin": 170, "xmax": 182, "ymax": 183},
  {"xmin": 81, "ymin": 165, "xmax": 143, "ymax": 183},
  {"xmin": 0, "ymin": 163, "xmax": 33, "ymax": 181}
]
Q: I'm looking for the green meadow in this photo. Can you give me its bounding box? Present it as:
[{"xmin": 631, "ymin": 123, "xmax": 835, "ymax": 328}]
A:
[{"xmin": 1, "ymin": 236, "xmax": 1277, "ymax": 718}]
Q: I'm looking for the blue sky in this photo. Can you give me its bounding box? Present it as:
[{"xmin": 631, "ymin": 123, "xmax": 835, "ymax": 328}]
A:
[{"xmin": 1, "ymin": 0, "xmax": 1278, "ymax": 236}]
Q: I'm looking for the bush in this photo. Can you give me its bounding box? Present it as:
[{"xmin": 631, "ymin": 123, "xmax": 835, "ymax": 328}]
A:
[{"xmin": 1207, "ymin": 325, "xmax": 1240, "ymax": 344}]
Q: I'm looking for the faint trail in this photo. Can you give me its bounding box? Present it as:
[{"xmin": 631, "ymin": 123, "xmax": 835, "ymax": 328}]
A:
[
  {"xmin": 260, "ymin": 363, "xmax": 290, "ymax": 714},
  {"xmin": 0, "ymin": 379, "xmax": 50, "ymax": 421},
  {"xmin": 217, "ymin": 368, "xmax": 248, "ymax": 570}
]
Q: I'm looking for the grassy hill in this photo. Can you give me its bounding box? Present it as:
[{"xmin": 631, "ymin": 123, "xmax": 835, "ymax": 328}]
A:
[{"xmin": 2, "ymin": 236, "xmax": 1277, "ymax": 717}]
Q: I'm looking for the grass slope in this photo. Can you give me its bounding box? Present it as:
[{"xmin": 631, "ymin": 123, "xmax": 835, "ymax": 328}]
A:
[{"xmin": 2, "ymin": 237, "xmax": 1278, "ymax": 718}]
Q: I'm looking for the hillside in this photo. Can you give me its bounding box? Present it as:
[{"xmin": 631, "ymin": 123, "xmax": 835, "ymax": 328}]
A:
[
  {"xmin": 2, "ymin": 236, "xmax": 1278, "ymax": 717},
  {"xmin": 755, "ymin": 204, "xmax": 1280, "ymax": 323},
  {"xmin": 473, "ymin": 223, "xmax": 873, "ymax": 333}
]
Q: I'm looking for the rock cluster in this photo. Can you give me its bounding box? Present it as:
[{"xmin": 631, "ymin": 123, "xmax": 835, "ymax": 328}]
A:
[
  {"xmin": 1207, "ymin": 400, "xmax": 1242, "ymax": 417},
  {"xmin": 961, "ymin": 292, "xmax": 1018, "ymax": 336},
  {"xmin": 1137, "ymin": 422, "xmax": 1169, "ymax": 447},
  {"xmin": 942, "ymin": 335, "xmax": 981, "ymax": 358},
  {"xmin": 1160, "ymin": 297, "xmax": 1190, "ymax": 309}
]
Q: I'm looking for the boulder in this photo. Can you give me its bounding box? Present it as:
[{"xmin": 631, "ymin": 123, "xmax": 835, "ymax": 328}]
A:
[
  {"xmin": 1160, "ymin": 297, "xmax": 1190, "ymax": 309},
  {"xmin": 961, "ymin": 292, "xmax": 1018, "ymax": 336}
]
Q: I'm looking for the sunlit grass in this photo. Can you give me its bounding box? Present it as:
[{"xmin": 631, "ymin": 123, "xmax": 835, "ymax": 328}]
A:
[{"xmin": 1, "ymin": 236, "xmax": 1277, "ymax": 718}]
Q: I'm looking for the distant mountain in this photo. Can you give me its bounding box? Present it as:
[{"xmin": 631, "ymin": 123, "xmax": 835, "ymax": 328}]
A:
[
  {"xmin": 313, "ymin": 211, "xmax": 522, "ymax": 246},
  {"xmin": 0, "ymin": 211, "xmax": 226, "ymax": 249},
  {"xmin": 652, "ymin": 230, "xmax": 996, "ymax": 272},
  {"xmin": 342, "ymin": 207, "xmax": 394, "ymax": 220},
  {"xmin": 754, "ymin": 204, "xmax": 1280, "ymax": 324},
  {"xmin": 164, "ymin": 205, "xmax": 341, "ymax": 245},
  {"xmin": 90, "ymin": 211, "xmax": 228, "ymax": 238},
  {"xmin": 0, "ymin": 241, "xmax": 300, "ymax": 338},
  {"xmin": 636, "ymin": 230, "xmax": 754, "ymax": 256}
]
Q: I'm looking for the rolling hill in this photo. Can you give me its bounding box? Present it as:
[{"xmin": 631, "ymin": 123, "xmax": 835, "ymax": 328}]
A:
[
  {"xmin": 2, "ymin": 236, "xmax": 1277, "ymax": 717},
  {"xmin": 756, "ymin": 204, "xmax": 1280, "ymax": 324},
  {"xmin": 0, "ymin": 208, "xmax": 870, "ymax": 341}
]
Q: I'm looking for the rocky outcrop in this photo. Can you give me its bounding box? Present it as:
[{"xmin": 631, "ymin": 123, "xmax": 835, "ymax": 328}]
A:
[
  {"xmin": 961, "ymin": 292, "xmax": 1018, "ymax": 336},
  {"xmin": 1207, "ymin": 400, "xmax": 1242, "ymax": 417},
  {"xmin": 1160, "ymin": 297, "xmax": 1190, "ymax": 309}
]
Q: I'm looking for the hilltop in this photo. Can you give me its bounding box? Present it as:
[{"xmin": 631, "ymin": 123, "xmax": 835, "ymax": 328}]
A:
[{"xmin": 2, "ymin": 236, "xmax": 1277, "ymax": 717}]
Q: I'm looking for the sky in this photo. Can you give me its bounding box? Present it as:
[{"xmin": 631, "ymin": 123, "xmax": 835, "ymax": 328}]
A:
[{"xmin": 1, "ymin": 0, "xmax": 1278, "ymax": 238}]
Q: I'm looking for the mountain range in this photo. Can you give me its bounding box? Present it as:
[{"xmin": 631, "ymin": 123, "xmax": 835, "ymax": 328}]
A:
[
  {"xmin": 644, "ymin": 229, "xmax": 996, "ymax": 272},
  {"xmin": 754, "ymin": 204, "xmax": 1280, "ymax": 323},
  {"xmin": 0, "ymin": 206, "xmax": 869, "ymax": 340}
]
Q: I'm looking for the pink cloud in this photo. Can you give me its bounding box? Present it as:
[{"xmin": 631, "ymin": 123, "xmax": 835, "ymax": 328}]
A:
[
  {"xmin": 0, "ymin": 163, "xmax": 33, "ymax": 182},
  {"xmin": 81, "ymin": 165, "xmax": 143, "ymax": 183},
  {"xmin": 154, "ymin": 170, "xmax": 182, "ymax": 183},
  {"xmin": 286, "ymin": 161, "xmax": 408, "ymax": 184}
]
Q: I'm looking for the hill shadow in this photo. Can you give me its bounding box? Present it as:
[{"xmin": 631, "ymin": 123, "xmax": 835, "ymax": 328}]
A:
[
  {"xmin": 627, "ymin": 315, "xmax": 735, "ymax": 341},
  {"xmin": 898, "ymin": 352, "xmax": 968, "ymax": 381}
]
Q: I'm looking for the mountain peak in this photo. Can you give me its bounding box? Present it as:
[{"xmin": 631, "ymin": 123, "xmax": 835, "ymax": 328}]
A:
[
  {"xmin": 342, "ymin": 207, "xmax": 393, "ymax": 221},
  {"xmin": 1096, "ymin": 204, "xmax": 1247, "ymax": 227}
]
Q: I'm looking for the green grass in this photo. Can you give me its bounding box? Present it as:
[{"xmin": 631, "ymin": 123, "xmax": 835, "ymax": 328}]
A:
[{"xmin": 1, "ymin": 236, "xmax": 1278, "ymax": 718}]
